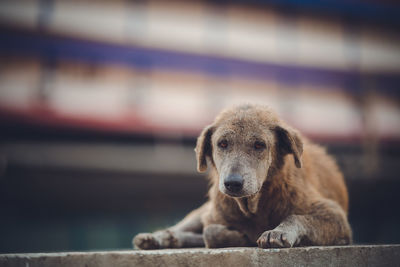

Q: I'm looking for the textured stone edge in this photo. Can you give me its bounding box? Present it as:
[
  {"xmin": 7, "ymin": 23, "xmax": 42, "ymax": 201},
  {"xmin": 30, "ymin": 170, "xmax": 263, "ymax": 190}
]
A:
[{"xmin": 0, "ymin": 245, "xmax": 399, "ymax": 267}]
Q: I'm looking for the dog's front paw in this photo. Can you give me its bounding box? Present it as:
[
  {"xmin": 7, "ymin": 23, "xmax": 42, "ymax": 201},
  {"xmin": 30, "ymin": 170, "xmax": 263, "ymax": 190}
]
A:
[
  {"xmin": 133, "ymin": 230, "xmax": 179, "ymax": 250},
  {"xmin": 133, "ymin": 233, "xmax": 160, "ymax": 250},
  {"xmin": 257, "ymin": 229, "xmax": 299, "ymax": 248}
]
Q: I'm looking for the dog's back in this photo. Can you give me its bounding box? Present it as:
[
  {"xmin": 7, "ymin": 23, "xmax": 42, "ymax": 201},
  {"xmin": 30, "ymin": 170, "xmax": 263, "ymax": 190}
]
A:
[{"xmin": 300, "ymin": 141, "xmax": 348, "ymax": 213}]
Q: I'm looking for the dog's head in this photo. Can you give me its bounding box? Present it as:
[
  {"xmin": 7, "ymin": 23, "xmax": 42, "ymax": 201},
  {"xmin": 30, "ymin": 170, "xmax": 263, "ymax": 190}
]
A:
[{"xmin": 195, "ymin": 104, "xmax": 303, "ymax": 198}]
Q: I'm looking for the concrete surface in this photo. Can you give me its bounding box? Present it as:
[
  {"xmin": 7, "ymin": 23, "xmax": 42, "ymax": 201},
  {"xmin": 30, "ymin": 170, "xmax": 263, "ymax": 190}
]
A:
[{"xmin": 0, "ymin": 245, "xmax": 399, "ymax": 267}]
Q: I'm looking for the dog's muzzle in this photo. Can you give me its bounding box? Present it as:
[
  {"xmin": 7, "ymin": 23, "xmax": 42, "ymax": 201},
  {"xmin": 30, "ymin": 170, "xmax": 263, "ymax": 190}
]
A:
[{"xmin": 224, "ymin": 173, "xmax": 243, "ymax": 193}]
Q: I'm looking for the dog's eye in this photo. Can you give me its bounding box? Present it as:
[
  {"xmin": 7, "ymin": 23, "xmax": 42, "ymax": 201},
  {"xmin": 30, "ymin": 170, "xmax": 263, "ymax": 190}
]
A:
[
  {"xmin": 218, "ymin": 140, "xmax": 228, "ymax": 149},
  {"xmin": 254, "ymin": 141, "xmax": 266, "ymax": 150}
]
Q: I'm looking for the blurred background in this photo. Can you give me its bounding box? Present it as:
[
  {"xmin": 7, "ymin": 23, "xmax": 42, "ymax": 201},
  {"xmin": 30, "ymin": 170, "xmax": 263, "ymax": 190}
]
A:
[{"xmin": 0, "ymin": 0, "xmax": 399, "ymax": 253}]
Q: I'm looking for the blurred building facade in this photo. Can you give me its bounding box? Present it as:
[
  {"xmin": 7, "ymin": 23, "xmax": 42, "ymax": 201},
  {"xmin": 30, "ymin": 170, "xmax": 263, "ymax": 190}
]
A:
[{"xmin": 0, "ymin": 0, "xmax": 399, "ymax": 252}]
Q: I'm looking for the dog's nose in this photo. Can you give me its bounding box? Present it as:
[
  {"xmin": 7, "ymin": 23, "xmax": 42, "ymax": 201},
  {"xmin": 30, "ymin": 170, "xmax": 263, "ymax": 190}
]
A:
[{"xmin": 224, "ymin": 173, "xmax": 243, "ymax": 193}]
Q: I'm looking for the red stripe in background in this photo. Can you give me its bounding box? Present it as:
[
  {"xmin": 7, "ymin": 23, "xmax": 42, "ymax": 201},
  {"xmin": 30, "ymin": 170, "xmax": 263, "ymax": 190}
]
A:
[
  {"xmin": 1, "ymin": 105, "xmax": 400, "ymax": 145},
  {"xmin": 0, "ymin": 105, "xmax": 201, "ymax": 137}
]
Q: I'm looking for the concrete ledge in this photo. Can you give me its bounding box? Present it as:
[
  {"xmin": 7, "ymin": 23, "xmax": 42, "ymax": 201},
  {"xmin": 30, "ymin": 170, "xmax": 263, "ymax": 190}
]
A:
[{"xmin": 1, "ymin": 245, "xmax": 399, "ymax": 267}]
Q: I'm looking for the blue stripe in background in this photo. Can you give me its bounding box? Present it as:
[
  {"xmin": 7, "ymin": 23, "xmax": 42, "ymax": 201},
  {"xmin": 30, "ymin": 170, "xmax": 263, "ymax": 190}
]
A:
[{"xmin": 0, "ymin": 27, "xmax": 399, "ymax": 96}]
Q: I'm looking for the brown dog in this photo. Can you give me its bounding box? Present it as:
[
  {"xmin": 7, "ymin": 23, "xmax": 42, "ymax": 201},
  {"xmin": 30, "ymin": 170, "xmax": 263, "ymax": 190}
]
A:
[{"xmin": 133, "ymin": 104, "xmax": 352, "ymax": 249}]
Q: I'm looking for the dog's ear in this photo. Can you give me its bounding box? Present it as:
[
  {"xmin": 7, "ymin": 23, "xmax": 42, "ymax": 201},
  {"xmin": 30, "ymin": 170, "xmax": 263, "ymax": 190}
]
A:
[
  {"xmin": 195, "ymin": 125, "xmax": 214, "ymax": 173},
  {"xmin": 275, "ymin": 125, "xmax": 303, "ymax": 168}
]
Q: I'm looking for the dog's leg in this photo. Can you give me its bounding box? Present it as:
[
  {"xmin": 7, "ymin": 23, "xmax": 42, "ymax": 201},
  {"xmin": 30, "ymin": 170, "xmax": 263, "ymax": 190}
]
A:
[
  {"xmin": 133, "ymin": 230, "xmax": 204, "ymax": 249},
  {"xmin": 133, "ymin": 202, "xmax": 209, "ymax": 249},
  {"xmin": 257, "ymin": 199, "xmax": 352, "ymax": 248},
  {"xmin": 203, "ymin": 224, "xmax": 252, "ymax": 248}
]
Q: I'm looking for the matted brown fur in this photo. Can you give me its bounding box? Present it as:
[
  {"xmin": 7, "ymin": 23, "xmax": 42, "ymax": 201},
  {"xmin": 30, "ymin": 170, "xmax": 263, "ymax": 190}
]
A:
[{"xmin": 133, "ymin": 104, "xmax": 352, "ymax": 249}]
